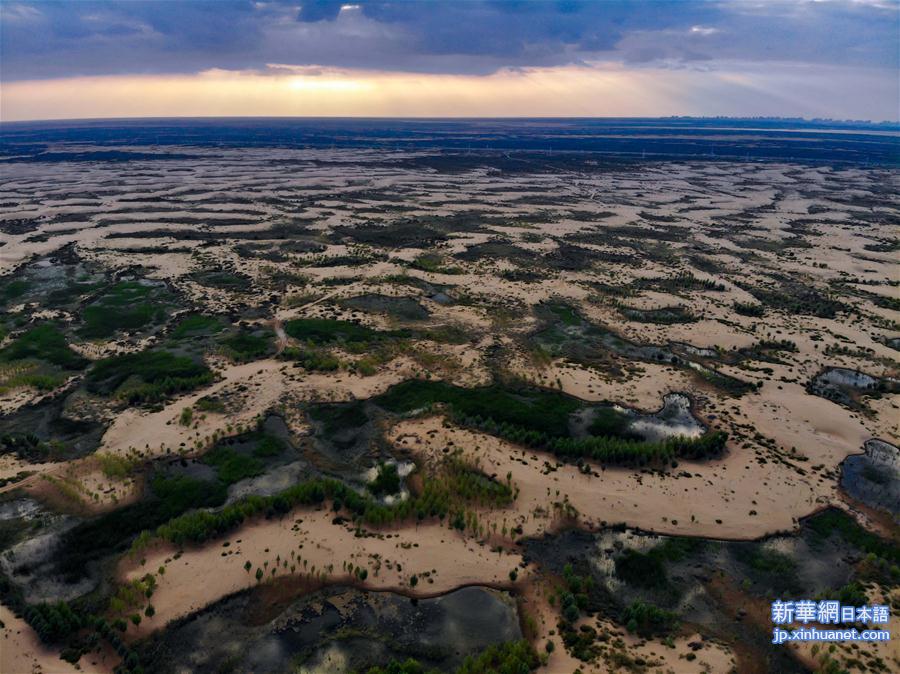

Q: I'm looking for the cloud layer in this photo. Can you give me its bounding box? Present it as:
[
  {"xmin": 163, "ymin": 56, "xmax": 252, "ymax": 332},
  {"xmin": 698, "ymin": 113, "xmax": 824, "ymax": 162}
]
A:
[{"xmin": 1, "ymin": 1, "xmax": 897, "ymax": 121}]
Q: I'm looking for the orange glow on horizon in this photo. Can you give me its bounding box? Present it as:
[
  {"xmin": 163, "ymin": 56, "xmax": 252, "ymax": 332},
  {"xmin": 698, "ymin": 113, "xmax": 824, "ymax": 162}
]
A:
[{"xmin": 1, "ymin": 63, "xmax": 896, "ymax": 122}]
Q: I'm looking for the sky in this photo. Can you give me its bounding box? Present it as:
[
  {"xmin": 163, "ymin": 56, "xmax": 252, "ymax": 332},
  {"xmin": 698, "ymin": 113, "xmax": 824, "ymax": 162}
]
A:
[{"xmin": 1, "ymin": 0, "xmax": 898, "ymax": 122}]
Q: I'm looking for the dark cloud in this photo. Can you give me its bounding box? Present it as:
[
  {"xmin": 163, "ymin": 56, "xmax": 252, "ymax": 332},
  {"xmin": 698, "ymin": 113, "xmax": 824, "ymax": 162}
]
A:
[{"xmin": 0, "ymin": 0, "xmax": 896, "ymax": 81}]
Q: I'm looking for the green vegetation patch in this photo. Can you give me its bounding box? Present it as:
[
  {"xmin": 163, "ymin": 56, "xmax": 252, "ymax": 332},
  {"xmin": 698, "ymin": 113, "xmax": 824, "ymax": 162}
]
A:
[
  {"xmin": 807, "ymin": 508, "xmax": 900, "ymax": 566},
  {"xmin": 377, "ymin": 379, "xmax": 727, "ymax": 467},
  {"xmin": 733, "ymin": 301, "xmax": 765, "ymax": 317},
  {"xmin": 0, "ymin": 324, "xmax": 88, "ymax": 392},
  {"xmin": 56, "ymin": 474, "xmax": 227, "ymax": 581},
  {"xmin": 615, "ymin": 538, "xmax": 705, "ymax": 590},
  {"xmin": 169, "ymin": 314, "xmax": 226, "ymax": 340},
  {"xmin": 252, "ymin": 434, "xmax": 285, "ymax": 458},
  {"xmin": 190, "ymin": 269, "xmax": 252, "ymax": 291},
  {"xmin": 308, "ymin": 400, "xmax": 369, "ymax": 435},
  {"xmin": 409, "ymin": 253, "xmax": 464, "ymax": 275},
  {"xmin": 218, "ymin": 329, "xmax": 274, "ymax": 363},
  {"xmin": 279, "ymin": 346, "xmax": 341, "ymax": 371},
  {"xmin": 368, "ymin": 462, "xmax": 401, "ymax": 496},
  {"xmin": 284, "ymin": 318, "xmax": 407, "ymax": 346},
  {"xmin": 587, "ymin": 408, "xmax": 638, "ymax": 440},
  {"xmin": 633, "ymin": 273, "xmax": 725, "ymax": 293},
  {"xmin": 1, "ymin": 279, "xmax": 29, "ymax": 302},
  {"xmin": 141, "ymin": 451, "xmax": 511, "ymax": 549},
  {"xmin": 341, "ymin": 294, "xmax": 431, "ymax": 321},
  {"xmin": 79, "ymin": 280, "xmax": 172, "ymax": 338},
  {"xmin": 621, "ymin": 601, "xmax": 679, "ymax": 638},
  {"xmin": 202, "ymin": 446, "xmax": 264, "ymax": 485},
  {"xmin": 0, "ymin": 324, "xmax": 87, "ymax": 370},
  {"xmin": 376, "ymin": 380, "xmax": 580, "ymax": 438},
  {"xmin": 85, "ymin": 350, "xmax": 213, "ymax": 405},
  {"xmin": 742, "ymin": 281, "xmax": 847, "ymax": 319}
]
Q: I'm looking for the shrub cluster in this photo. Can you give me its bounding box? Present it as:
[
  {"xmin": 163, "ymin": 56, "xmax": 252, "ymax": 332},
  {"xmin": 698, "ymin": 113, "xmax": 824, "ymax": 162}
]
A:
[{"xmin": 85, "ymin": 350, "xmax": 213, "ymax": 404}]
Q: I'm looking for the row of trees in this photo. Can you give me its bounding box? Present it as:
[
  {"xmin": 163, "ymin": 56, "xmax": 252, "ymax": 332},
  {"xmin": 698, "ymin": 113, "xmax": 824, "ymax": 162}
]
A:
[
  {"xmin": 145, "ymin": 453, "xmax": 513, "ymax": 549},
  {"xmin": 457, "ymin": 413, "xmax": 728, "ymax": 466}
]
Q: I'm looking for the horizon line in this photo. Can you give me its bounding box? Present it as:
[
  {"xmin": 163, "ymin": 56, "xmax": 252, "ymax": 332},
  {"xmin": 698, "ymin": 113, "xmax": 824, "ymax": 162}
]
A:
[{"xmin": 3, "ymin": 114, "xmax": 898, "ymax": 127}]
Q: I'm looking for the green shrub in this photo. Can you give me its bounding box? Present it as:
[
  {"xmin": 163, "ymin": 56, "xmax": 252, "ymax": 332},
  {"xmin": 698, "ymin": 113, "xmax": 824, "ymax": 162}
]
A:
[
  {"xmin": 368, "ymin": 462, "xmax": 401, "ymax": 496},
  {"xmin": 279, "ymin": 346, "xmax": 341, "ymax": 371},
  {"xmin": 733, "ymin": 301, "xmax": 765, "ymax": 317},
  {"xmin": 621, "ymin": 601, "xmax": 678, "ymax": 637}
]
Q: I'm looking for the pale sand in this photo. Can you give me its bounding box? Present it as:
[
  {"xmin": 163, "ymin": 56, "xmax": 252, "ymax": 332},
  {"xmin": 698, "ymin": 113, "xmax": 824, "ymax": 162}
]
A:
[
  {"xmin": 512, "ymin": 356, "xmax": 696, "ymax": 409},
  {"xmin": 0, "ymin": 603, "xmax": 111, "ymax": 674},
  {"xmin": 122, "ymin": 508, "xmax": 527, "ymax": 638},
  {"xmin": 388, "ymin": 413, "xmax": 859, "ymax": 540}
]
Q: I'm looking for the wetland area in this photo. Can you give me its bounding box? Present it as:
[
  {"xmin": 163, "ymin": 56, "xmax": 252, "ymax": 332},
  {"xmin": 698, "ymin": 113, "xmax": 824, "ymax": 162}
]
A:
[{"xmin": 0, "ymin": 118, "xmax": 897, "ymax": 674}]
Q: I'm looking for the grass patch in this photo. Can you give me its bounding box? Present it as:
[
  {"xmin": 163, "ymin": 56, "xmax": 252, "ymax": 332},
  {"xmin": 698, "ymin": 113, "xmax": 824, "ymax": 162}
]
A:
[
  {"xmin": 219, "ymin": 330, "xmax": 274, "ymax": 363},
  {"xmin": 0, "ymin": 324, "xmax": 87, "ymax": 370},
  {"xmin": 202, "ymin": 446, "xmax": 264, "ymax": 485},
  {"xmin": 97, "ymin": 453, "xmax": 141, "ymax": 479},
  {"xmin": 409, "ymin": 253, "xmax": 463, "ymax": 275},
  {"xmin": 169, "ymin": 314, "xmax": 225, "ymax": 339},
  {"xmin": 279, "ymin": 347, "xmax": 341, "ymax": 371},
  {"xmin": 284, "ymin": 318, "xmax": 405, "ymax": 346},
  {"xmin": 807, "ymin": 508, "xmax": 900, "ymax": 565}
]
